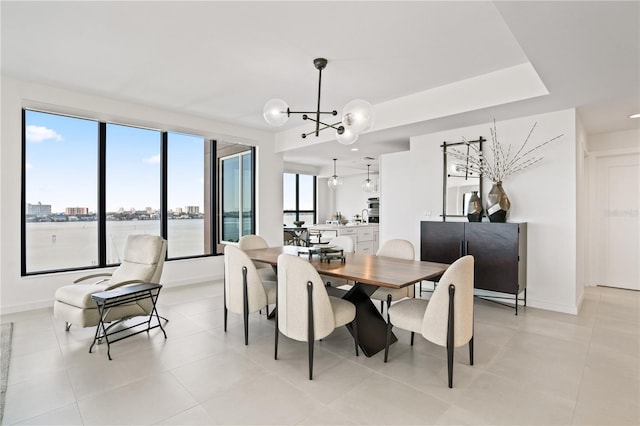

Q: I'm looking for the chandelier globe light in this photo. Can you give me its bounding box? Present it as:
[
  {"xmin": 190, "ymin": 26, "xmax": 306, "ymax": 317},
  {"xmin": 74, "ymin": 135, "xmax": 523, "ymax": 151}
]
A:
[
  {"xmin": 263, "ymin": 58, "xmax": 374, "ymax": 144},
  {"xmin": 327, "ymin": 158, "xmax": 343, "ymax": 190},
  {"xmin": 362, "ymin": 164, "xmax": 374, "ymax": 192}
]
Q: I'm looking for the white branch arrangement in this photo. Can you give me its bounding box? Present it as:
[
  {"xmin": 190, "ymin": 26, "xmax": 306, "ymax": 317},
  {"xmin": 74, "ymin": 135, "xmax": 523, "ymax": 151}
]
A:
[{"xmin": 446, "ymin": 120, "xmax": 564, "ymax": 183}]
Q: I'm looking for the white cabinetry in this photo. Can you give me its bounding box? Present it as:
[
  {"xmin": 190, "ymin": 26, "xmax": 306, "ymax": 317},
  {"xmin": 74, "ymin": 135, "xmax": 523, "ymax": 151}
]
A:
[
  {"xmin": 308, "ymin": 224, "xmax": 379, "ymax": 254},
  {"xmin": 356, "ymin": 227, "xmax": 375, "ymax": 254}
]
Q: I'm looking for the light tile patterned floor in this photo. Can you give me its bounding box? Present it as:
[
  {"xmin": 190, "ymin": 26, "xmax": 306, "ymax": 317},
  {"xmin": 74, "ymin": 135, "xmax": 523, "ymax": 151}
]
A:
[{"xmin": 1, "ymin": 283, "xmax": 638, "ymax": 425}]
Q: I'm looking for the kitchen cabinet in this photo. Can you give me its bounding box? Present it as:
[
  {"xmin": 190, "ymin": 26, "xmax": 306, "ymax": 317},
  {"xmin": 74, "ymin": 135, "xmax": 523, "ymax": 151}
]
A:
[
  {"xmin": 308, "ymin": 224, "xmax": 379, "ymax": 254},
  {"xmin": 420, "ymin": 221, "xmax": 527, "ymax": 314}
]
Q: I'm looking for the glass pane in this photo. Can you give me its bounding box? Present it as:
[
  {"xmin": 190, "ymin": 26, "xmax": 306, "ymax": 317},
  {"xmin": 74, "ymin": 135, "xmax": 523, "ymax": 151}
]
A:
[
  {"xmin": 242, "ymin": 152, "xmax": 253, "ymax": 236},
  {"xmin": 167, "ymin": 132, "xmax": 208, "ymax": 258},
  {"xmin": 283, "ymin": 173, "xmax": 296, "ymax": 210},
  {"xmin": 24, "ymin": 111, "xmax": 99, "ymax": 272},
  {"xmin": 105, "ymin": 123, "xmax": 161, "ymax": 264},
  {"xmin": 283, "ymin": 212, "xmax": 296, "ymax": 227},
  {"xmin": 299, "ymin": 212, "xmax": 315, "ymax": 225},
  {"xmin": 298, "ymin": 174, "xmax": 315, "ymax": 210},
  {"xmin": 221, "ymin": 156, "xmax": 240, "ymax": 242}
]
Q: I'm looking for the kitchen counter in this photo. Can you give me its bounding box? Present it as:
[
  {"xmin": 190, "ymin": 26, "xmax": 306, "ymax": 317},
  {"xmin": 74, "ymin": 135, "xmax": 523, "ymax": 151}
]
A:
[{"xmin": 308, "ymin": 223, "xmax": 379, "ymax": 253}]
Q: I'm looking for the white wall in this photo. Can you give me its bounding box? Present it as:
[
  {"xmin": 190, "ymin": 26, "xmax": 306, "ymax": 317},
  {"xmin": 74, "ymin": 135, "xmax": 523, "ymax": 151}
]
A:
[
  {"xmin": 0, "ymin": 77, "xmax": 283, "ymax": 313},
  {"xmin": 381, "ymin": 109, "xmax": 580, "ymax": 314},
  {"xmin": 333, "ymin": 173, "xmax": 380, "ymax": 223}
]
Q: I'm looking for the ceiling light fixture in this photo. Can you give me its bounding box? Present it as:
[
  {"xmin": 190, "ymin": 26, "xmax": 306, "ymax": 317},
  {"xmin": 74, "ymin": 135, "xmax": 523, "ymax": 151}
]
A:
[
  {"xmin": 629, "ymin": 113, "xmax": 640, "ymax": 119},
  {"xmin": 362, "ymin": 164, "xmax": 374, "ymax": 193},
  {"xmin": 263, "ymin": 58, "xmax": 374, "ymax": 145},
  {"xmin": 327, "ymin": 158, "xmax": 343, "ymax": 190}
]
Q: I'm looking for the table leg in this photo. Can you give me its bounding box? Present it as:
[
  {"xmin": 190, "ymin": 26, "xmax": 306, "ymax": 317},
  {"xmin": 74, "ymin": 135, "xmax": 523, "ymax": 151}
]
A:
[{"xmin": 342, "ymin": 283, "xmax": 397, "ymax": 357}]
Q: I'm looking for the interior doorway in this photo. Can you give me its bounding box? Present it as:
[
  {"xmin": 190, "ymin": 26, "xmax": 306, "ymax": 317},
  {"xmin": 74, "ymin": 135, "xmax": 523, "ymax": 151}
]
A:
[{"xmin": 594, "ymin": 152, "xmax": 639, "ymax": 290}]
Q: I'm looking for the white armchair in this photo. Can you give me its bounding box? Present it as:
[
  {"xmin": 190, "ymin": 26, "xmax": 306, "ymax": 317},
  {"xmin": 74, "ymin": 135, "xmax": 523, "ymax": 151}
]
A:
[{"xmin": 53, "ymin": 234, "xmax": 167, "ymax": 331}]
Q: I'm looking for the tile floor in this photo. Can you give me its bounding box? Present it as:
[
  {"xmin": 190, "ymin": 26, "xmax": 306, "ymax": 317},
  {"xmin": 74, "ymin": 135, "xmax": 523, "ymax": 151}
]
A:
[{"xmin": 1, "ymin": 282, "xmax": 639, "ymax": 425}]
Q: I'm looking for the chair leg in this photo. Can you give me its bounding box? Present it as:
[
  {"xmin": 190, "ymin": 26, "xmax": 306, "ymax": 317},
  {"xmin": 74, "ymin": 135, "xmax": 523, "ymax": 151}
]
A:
[
  {"xmin": 64, "ymin": 322, "xmax": 71, "ymax": 332},
  {"xmin": 469, "ymin": 335, "xmax": 474, "ymax": 365},
  {"xmin": 307, "ymin": 281, "xmax": 315, "ymax": 380},
  {"xmin": 242, "ymin": 266, "xmax": 249, "ymax": 346},
  {"xmin": 447, "ymin": 284, "xmax": 456, "ymax": 388},
  {"xmin": 386, "ymin": 294, "xmax": 392, "ymax": 318},
  {"xmin": 380, "ymin": 300, "xmax": 384, "ymax": 313},
  {"xmin": 410, "ymin": 332, "xmax": 415, "ymax": 346},
  {"xmin": 274, "ymin": 288, "xmax": 279, "ymax": 360},
  {"xmin": 384, "ymin": 320, "xmax": 392, "ymax": 363}
]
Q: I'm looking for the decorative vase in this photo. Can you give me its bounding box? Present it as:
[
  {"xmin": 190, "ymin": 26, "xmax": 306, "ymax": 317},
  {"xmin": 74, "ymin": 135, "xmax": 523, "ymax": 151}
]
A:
[
  {"xmin": 466, "ymin": 191, "xmax": 484, "ymax": 222},
  {"xmin": 486, "ymin": 181, "xmax": 510, "ymax": 222}
]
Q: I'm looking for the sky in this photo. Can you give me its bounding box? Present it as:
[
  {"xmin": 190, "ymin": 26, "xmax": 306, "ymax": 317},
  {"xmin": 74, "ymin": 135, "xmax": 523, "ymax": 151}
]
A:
[{"xmin": 25, "ymin": 110, "xmax": 205, "ymax": 213}]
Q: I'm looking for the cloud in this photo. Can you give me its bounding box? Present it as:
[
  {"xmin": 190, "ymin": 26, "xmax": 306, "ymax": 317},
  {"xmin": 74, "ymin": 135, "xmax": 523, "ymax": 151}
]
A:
[
  {"xmin": 25, "ymin": 162, "xmax": 33, "ymax": 170},
  {"xmin": 144, "ymin": 154, "xmax": 161, "ymax": 164},
  {"xmin": 26, "ymin": 125, "xmax": 63, "ymax": 142}
]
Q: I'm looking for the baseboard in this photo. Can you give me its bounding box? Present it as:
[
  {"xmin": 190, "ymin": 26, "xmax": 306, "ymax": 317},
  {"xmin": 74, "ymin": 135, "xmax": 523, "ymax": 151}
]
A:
[{"xmin": 527, "ymin": 298, "xmax": 579, "ymax": 315}]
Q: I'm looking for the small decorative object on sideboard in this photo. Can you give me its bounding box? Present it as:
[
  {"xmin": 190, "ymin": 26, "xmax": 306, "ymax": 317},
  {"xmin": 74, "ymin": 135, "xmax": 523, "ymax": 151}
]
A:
[
  {"xmin": 486, "ymin": 182, "xmax": 510, "ymax": 222},
  {"xmin": 447, "ymin": 120, "xmax": 564, "ymax": 223},
  {"xmin": 466, "ymin": 191, "xmax": 484, "ymax": 222},
  {"xmin": 293, "ymin": 220, "xmax": 305, "ymax": 227}
]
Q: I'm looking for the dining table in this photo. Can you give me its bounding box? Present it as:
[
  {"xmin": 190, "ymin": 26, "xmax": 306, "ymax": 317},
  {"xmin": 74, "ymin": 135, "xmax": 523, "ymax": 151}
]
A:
[{"xmin": 243, "ymin": 245, "xmax": 450, "ymax": 357}]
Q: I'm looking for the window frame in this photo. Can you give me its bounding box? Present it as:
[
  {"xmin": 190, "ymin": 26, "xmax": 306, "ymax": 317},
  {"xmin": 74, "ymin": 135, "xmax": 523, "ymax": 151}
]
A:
[
  {"xmin": 283, "ymin": 172, "xmax": 317, "ymax": 225},
  {"xmin": 21, "ymin": 108, "xmax": 254, "ymax": 276}
]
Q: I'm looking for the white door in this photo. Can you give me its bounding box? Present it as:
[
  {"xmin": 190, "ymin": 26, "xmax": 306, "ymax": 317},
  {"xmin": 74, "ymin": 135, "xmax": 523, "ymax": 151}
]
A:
[{"xmin": 595, "ymin": 153, "xmax": 640, "ymax": 290}]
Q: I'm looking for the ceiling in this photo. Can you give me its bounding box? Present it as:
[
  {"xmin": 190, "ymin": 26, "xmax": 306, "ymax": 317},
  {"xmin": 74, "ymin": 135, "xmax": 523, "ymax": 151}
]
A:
[{"xmin": 2, "ymin": 1, "xmax": 638, "ymax": 175}]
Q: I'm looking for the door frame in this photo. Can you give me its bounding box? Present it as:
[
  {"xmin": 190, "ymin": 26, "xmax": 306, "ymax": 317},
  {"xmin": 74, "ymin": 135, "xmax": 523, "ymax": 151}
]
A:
[{"xmin": 588, "ymin": 147, "xmax": 640, "ymax": 288}]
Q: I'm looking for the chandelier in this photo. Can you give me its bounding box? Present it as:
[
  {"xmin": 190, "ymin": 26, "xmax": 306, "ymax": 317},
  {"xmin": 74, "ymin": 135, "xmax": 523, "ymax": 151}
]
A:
[{"xmin": 263, "ymin": 58, "xmax": 374, "ymax": 145}]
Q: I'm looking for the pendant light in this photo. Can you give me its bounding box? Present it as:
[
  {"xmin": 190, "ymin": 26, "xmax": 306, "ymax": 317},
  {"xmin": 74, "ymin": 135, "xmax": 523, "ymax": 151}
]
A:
[
  {"xmin": 327, "ymin": 158, "xmax": 343, "ymax": 190},
  {"xmin": 362, "ymin": 164, "xmax": 374, "ymax": 192}
]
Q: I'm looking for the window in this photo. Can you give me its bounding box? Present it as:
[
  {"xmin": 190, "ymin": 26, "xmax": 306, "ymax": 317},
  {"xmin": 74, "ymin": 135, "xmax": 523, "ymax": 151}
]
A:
[
  {"xmin": 22, "ymin": 109, "xmax": 254, "ymax": 275},
  {"xmin": 167, "ymin": 132, "xmax": 210, "ymax": 258},
  {"xmin": 23, "ymin": 110, "xmax": 99, "ymax": 273},
  {"xmin": 220, "ymin": 149, "xmax": 254, "ymax": 243},
  {"xmin": 105, "ymin": 123, "xmax": 161, "ymax": 264},
  {"xmin": 283, "ymin": 172, "xmax": 316, "ymax": 226}
]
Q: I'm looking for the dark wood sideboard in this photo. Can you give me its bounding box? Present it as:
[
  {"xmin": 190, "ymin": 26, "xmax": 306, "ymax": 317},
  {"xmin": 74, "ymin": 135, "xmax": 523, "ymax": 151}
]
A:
[{"xmin": 420, "ymin": 221, "xmax": 527, "ymax": 314}]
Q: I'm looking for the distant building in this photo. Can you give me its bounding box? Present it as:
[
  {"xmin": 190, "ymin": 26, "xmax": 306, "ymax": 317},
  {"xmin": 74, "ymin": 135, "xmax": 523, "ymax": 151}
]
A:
[
  {"xmin": 186, "ymin": 206, "xmax": 199, "ymax": 214},
  {"xmin": 174, "ymin": 207, "xmax": 183, "ymax": 215},
  {"xmin": 65, "ymin": 207, "xmax": 88, "ymax": 215},
  {"xmin": 27, "ymin": 202, "xmax": 51, "ymax": 216}
]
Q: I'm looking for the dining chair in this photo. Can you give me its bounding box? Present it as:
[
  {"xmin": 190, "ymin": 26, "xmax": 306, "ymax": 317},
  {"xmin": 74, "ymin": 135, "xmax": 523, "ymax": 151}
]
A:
[
  {"xmin": 322, "ymin": 236, "xmax": 355, "ymax": 289},
  {"xmin": 370, "ymin": 239, "xmax": 416, "ymax": 313},
  {"xmin": 384, "ymin": 255, "xmax": 475, "ymax": 388},
  {"xmin": 238, "ymin": 234, "xmax": 277, "ymax": 282},
  {"xmin": 54, "ymin": 234, "xmax": 167, "ymax": 331},
  {"xmin": 224, "ymin": 245, "xmax": 276, "ymax": 345},
  {"xmin": 274, "ymin": 253, "xmax": 359, "ymax": 380}
]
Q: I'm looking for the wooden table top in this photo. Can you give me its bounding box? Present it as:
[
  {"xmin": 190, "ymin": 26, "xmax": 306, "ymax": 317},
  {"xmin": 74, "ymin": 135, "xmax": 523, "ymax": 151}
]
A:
[{"xmin": 243, "ymin": 246, "xmax": 449, "ymax": 289}]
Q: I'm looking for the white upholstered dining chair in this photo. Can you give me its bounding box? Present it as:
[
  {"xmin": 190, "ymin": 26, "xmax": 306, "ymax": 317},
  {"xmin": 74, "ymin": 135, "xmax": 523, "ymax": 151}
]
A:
[
  {"xmin": 384, "ymin": 255, "xmax": 475, "ymax": 388},
  {"xmin": 370, "ymin": 239, "xmax": 416, "ymax": 313},
  {"xmin": 238, "ymin": 234, "xmax": 278, "ymax": 282},
  {"xmin": 275, "ymin": 253, "xmax": 359, "ymax": 380},
  {"xmin": 321, "ymin": 235, "xmax": 355, "ymax": 289},
  {"xmin": 224, "ymin": 244, "xmax": 276, "ymax": 345},
  {"xmin": 53, "ymin": 234, "xmax": 167, "ymax": 331}
]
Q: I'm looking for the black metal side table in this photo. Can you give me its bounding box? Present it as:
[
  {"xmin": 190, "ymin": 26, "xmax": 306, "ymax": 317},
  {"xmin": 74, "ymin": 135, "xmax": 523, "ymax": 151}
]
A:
[{"xmin": 90, "ymin": 283, "xmax": 167, "ymax": 360}]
